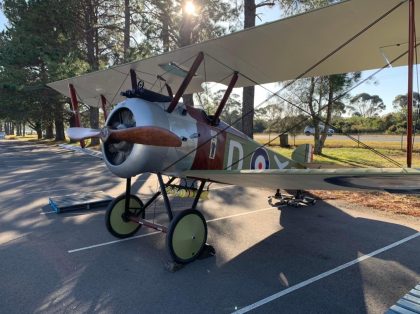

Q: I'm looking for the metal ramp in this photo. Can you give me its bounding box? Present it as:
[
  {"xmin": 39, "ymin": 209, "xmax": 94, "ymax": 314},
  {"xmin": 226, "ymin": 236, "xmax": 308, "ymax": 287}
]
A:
[
  {"xmin": 49, "ymin": 191, "xmax": 113, "ymax": 213},
  {"xmin": 386, "ymin": 284, "xmax": 420, "ymax": 314}
]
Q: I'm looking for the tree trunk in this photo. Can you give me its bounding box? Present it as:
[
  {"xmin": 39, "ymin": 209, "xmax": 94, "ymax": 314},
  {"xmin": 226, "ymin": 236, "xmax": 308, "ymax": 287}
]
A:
[
  {"xmin": 85, "ymin": 0, "xmax": 100, "ymax": 145},
  {"xmin": 16, "ymin": 123, "xmax": 21, "ymax": 136},
  {"xmin": 315, "ymin": 78, "xmax": 334, "ymax": 155},
  {"xmin": 22, "ymin": 122, "xmax": 26, "ymax": 136},
  {"xmin": 35, "ymin": 122, "xmax": 42, "ymax": 139},
  {"xmin": 162, "ymin": 13, "xmax": 170, "ymax": 52},
  {"xmin": 242, "ymin": 86, "xmax": 254, "ymax": 138},
  {"xmin": 54, "ymin": 103, "xmax": 65, "ymax": 141},
  {"xmin": 45, "ymin": 121, "xmax": 54, "ymax": 139},
  {"xmin": 242, "ymin": 0, "xmax": 256, "ymax": 138},
  {"xmin": 123, "ymin": 0, "xmax": 130, "ymax": 61},
  {"xmin": 89, "ymin": 107, "xmax": 100, "ymax": 145},
  {"xmin": 178, "ymin": 0, "xmax": 195, "ymax": 106}
]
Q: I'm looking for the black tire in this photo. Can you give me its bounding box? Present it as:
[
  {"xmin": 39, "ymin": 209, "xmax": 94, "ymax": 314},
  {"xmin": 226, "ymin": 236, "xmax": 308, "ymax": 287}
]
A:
[
  {"xmin": 166, "ymin": 209, "xmax": 207, "ymax": 264},
  {"xmin": 105, "ymin": 194, "xmax": 144, "ymax": 238}
]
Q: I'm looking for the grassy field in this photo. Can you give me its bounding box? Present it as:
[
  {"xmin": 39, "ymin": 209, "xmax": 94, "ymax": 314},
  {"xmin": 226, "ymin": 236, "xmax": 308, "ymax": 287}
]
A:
[{"xmin": 255, "ymin": 133, "xmax": 420, "ymax": 168}]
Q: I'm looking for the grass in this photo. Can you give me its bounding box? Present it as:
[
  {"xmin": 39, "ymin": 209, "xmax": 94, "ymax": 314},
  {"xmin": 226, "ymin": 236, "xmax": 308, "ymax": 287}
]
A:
[
  {"xmin": 256, "ymin": 133, "xmax": 420, "ymax": 217},
  {"xmin": 255, "ymin": 133, "xmax": 420, "ymax": 168},
  {"xmin": 267, "ymin": 146, "xmax": 420, "ymax": 168}
]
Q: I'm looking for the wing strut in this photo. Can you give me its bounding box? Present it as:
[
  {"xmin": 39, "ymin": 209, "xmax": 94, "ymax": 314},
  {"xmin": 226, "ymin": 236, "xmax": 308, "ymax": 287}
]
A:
[
  {"xmin": 211, "ymin": 71, "xmax": 239, "ymax": 126},
  {"xmin": 130, "ymin": 69, "xmax": 137, "ymax": 89},
  {"xmin": 166, "ymin": 52, "xmax": 204, "ymax": 113},
  {"xmin": 100, "ymin": 94, "xmax": 108, "ymax": 121},
  {"xmin": 69, "ymin": 84, "xmax": 85, "ymax": 148}
]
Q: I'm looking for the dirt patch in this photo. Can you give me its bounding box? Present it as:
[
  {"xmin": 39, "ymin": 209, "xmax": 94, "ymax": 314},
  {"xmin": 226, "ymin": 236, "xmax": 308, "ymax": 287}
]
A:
[{"xmin": 310, "ymin": 190, "xmax": 420, "ymax": 217}]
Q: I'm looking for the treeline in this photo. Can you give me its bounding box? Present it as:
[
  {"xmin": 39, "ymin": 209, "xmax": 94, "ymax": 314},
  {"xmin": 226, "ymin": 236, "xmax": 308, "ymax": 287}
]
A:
[
  {"xmin": 254, "ymin": 112, "xmax": 413, "ymax": 135},
  {"xmin": 0, "ymin": 0, "xmax": 241, "ymax": 140},
  {"xmin": 253, "ymin": 92, "xmax": 419, "ymax": 136}
]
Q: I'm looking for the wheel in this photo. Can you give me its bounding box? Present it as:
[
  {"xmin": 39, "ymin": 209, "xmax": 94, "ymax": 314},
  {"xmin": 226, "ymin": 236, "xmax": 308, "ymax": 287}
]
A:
[
  {"xmin": 305, "ymin": 132, "xmax": 311, "ymax": 136},
  {"xmin": 166, "ymin": 209, "xmax": 207, "ymax": 264},
  {"xmin": 105, "ymin": 194, "xmax": 144, "ymax": 238}
]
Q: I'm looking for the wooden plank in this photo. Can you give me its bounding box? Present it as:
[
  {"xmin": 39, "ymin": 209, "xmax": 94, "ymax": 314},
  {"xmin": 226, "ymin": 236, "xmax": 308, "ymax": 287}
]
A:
[
  {"xmin": 410, "ymin": 290, "xmax": 420, "ymax": 298},
  {"xmin": 403, "ymin": 294, "xmax": 420, "ymax": 306},
  {"xmin": 397, "ymin": 299, "xmax": 420, "ymax": 313},
  {"xmin": 49, "ymin": 191, "xmax": 113, "ymax": 213},
  {"xmin": 389, "ymin": 305, "xmax": 417, "ymax": 314}
]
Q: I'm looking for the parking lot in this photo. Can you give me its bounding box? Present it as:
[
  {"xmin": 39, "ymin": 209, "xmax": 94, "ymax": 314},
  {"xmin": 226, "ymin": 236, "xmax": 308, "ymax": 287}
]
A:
[{"xmin": 0, "ymin": 140, "xmax": 419, "ymax": 313}]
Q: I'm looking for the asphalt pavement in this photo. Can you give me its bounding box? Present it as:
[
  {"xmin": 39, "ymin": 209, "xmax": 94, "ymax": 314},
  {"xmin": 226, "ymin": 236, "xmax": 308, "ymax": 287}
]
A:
[{"xmin": 0, "ymin": 140, "xmax": 419, "ymax": 313}]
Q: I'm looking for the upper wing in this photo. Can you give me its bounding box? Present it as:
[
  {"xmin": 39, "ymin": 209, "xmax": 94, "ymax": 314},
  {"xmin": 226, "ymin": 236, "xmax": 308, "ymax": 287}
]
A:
[
  {"xmin": 183, "ymin": 168, "xmax": 420, "ymax": 194},
  {"xmin": 48, "ymin": 0, "xmax": 417, "ymax": 107}
]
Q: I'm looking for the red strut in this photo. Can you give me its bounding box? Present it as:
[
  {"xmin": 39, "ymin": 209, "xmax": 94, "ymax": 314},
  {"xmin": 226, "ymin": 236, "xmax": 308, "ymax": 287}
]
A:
[
  {"xmin": 69, "ymin": 84, "xmax": 85, "ymax": 148},
  {"xmin": 407, "ymin": 0, "xmax": 415, "ymax": 168}
]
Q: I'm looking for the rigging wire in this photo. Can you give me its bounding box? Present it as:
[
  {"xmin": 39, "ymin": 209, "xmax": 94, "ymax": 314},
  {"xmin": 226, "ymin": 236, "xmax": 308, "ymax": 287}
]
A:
[
  {"xmin": 165, "ymin": 41, "xmax": 413, "ymax": 172},
  {"xmin": 109, "ymin": 72, "xmax": 130, "ymax": 106},
  {"xmin": 161, "ymin": 1, "xmax": 408, "ymax": 172},
  {"xmin": 226, "ymin": 58, "xmax": 409, "ymax": 169}
]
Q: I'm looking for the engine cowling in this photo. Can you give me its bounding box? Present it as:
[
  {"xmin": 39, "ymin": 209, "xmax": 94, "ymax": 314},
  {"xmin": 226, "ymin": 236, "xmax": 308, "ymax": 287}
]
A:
[{"xmin": 101, "ymin": 98, "xmax": 198, "ymax": 178}]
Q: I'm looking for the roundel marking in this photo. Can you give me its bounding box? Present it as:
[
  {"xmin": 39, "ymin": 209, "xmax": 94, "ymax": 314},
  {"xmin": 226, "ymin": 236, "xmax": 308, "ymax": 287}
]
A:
[{"xmin": 250, "ymin": 148, "xmax": 270, "ymax": 170}]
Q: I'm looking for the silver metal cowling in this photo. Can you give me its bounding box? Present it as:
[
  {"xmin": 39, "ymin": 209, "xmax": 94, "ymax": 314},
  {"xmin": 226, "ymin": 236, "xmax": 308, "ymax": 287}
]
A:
[{"xmin": 101, "ymin": 98, "xmax": 198, "ymax": 178}]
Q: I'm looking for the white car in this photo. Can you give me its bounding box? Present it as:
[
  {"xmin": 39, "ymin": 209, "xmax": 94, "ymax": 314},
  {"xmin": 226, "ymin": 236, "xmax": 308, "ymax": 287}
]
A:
[{"xmin": 304, "ymin": 125, "xmax": 334, "ymax": 136}]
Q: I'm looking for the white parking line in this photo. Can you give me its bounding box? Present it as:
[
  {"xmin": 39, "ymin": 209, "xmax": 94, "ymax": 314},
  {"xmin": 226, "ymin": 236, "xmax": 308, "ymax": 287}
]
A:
[
  {"xmin": 67, "ymin": 206, "xmax": 277, "ymax": 253},
  {"xmin": 68, "ymin": 232, "xmax": 161, "ymax": 253},
  {"xmin": 232, "ymin": 232, "xmax": 420, "ymax": 314}
]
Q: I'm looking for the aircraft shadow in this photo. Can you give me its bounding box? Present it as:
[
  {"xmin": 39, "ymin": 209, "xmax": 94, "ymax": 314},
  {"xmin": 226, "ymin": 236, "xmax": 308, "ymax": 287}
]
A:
[{"xmin": 8, "ymin": 199, "xmax": 415, "ymax": 313}]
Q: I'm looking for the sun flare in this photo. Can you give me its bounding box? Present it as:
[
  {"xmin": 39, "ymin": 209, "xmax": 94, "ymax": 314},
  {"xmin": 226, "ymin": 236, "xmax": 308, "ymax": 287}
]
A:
[{"xmin": 184, "ymin": 1, "xmax": 196, "ymax": 15}]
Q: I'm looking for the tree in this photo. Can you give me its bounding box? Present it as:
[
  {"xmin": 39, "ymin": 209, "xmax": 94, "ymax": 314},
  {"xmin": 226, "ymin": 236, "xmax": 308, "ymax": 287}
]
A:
[
  {"xmin": 255, "ymin": 102, "xmax": 283, "ymax": 132},
  {"xmin": 284, "ymin": 73, "xmax": 361, "ymax": 154},
  {"xmin": 349, "ymin": 93, "xmax": 385, "ymax": 117},
  {"xmin": 242, "ymin": 0, "xmax": 277, "ymax": 139},
  {"xmin": 195, "ymin": 86, "xmax": 243, "ymax": 129},
  {"xmin": 393, "ymin": 92, "xmax": 420, "ymax": 113},
  {"xmin": 0, "ymin": 0, "xmax": 83, "ymax": 140},
  {"xmin": 141, "ymin": 0, "xmax": 240, "ymax": 106}
]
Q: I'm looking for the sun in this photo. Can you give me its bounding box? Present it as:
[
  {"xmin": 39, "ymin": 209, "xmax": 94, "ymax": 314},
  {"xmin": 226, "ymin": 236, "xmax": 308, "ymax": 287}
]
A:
[{"xmin": 184, "ymin": 1, "xmax": 196, "ymax": 15}]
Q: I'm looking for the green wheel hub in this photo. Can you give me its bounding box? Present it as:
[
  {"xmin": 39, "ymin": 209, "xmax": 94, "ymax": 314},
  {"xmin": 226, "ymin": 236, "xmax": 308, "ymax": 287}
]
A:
[
  {"xmin": 105, "ymin": 194, "xmax": 144, "ymax": 238},
  {"xmin": 167, "ymin": 209, "xmax": 207, "ymax": 264}
]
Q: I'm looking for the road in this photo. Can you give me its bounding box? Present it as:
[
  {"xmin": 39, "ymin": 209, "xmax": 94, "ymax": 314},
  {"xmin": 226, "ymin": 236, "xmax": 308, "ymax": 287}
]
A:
[
  {"xmin": 0, "ymin": 140, "xmax": 419, "ymax": 313},
  {"xmin": 295, "ymin": 134, "xmax": 420, "ymax": 143}
]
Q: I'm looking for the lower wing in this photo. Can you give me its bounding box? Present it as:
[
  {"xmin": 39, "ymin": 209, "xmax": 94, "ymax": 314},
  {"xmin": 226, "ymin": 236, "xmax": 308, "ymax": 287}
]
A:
[{"xmin": 182, "ymin": 168, "xmax": 420, "ymax": 194}]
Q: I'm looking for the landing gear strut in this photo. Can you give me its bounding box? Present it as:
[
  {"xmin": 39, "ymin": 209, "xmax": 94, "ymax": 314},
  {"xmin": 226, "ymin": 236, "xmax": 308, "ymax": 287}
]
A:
[
  {"xmin": 105, "ymin": 173, "xmax": 215, "ymax": 271},
  {"xmin": 268, "ymin": 189, "xmax": 316, "ymax": 208}
]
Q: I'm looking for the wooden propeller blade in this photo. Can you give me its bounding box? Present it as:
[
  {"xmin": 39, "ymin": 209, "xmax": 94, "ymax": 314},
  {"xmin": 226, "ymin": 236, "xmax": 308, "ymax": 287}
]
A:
[
  {"xmin": 108, "ymin": 126, "xmax": 182, "ymax": 147},
  {"xmin": 67, "ymin": 127, "xmax": 101, "ymax": 140}
]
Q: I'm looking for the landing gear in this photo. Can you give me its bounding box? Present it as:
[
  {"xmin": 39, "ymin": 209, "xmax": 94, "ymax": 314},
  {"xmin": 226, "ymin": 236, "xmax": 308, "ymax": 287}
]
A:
[
  {"xmin": 166, "ymin": 209, "xmax": 207, "ymax": 264},
  {"xmin": 269, "ymin": 189, "xmax": 316, "ymax": 208},
  {"xmin": 106, "ymin": 174, "xmax": 214, "ymax": 270},
  {"xmin": 105, "ymin": 194, "xmax": 144, "ymax": 238}
]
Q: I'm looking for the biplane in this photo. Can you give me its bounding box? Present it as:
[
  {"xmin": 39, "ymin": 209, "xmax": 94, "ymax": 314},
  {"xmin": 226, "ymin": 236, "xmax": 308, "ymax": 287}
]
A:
[{"xmin": 48, "ymin": 0, "xmax": 420, "ymax": 266}]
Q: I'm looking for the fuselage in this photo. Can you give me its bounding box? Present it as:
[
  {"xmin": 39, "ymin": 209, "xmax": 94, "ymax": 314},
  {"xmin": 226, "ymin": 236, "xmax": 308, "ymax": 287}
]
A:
[{"xmin": 101, "ymin": 98, "xmax": 302, "ymax": 178}]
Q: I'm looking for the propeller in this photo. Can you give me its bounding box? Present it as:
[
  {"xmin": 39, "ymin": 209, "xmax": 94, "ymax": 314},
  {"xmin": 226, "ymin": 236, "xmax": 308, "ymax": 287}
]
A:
[{"xmin": 67, "ymin": 126, "xmax": 182, "ymax": 147}]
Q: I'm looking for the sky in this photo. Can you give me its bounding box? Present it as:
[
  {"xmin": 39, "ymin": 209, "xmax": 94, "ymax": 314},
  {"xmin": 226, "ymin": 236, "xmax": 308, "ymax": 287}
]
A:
[
  {"xmin": 0, "ymin": 8, "xmax": 5, "ymax": 29},
  {"xmin": 0, "ymin": 3, "xmax": 411, "ymax": 114},
  {"xmin": 254, "ymin": 4, "xmax": 410, "ymax": 114}
]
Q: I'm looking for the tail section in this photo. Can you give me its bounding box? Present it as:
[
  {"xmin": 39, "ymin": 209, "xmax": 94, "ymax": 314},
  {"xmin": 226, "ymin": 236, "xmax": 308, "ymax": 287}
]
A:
[{"xmin": 291, "ymin": 144, "xmax": 313, "ymax": 164}]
